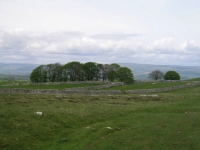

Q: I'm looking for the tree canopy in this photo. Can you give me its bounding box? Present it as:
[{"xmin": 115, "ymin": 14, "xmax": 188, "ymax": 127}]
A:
[
  {"xmin": 30, "ymin": 62, "xmax": 134, "ymax": 83},
  {"xmin": 164, "ymin": 71, "xmax": 180, "ymax": 80},
  {"xmin": 148, "ymin": 70, "xmax": 164, "ymax": 80},
  {"xmin": 117, "ymin": 67, "xmax": 134, "ymax": 83}
]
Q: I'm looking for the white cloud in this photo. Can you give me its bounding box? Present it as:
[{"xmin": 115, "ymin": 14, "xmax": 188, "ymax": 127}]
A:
[
  {"xmin": 0, "ymin": 0, "xmax": 200, "ymax": 66},
  {"xmin": 186, "ymin": 40, "xmax": 200, "ymax": 52},
  {"xmin": 0, "ymin": 29, "xmax": 200, "ymax": 65},
  {"xmin": 0, "ymin": 0, "xmax": 139, "ymax": 34},
  {"xmin": 146, "ymin": 37, "xmax": 186, "ymax": 54},
  {"xmin": 27, "ymin": 42, "xmax": 48, "ymax": 50}
]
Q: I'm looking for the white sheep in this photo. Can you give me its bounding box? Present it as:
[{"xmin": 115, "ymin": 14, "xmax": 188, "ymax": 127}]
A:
[{"xmin": 34, "ymin": 112, "xmax": 43, "ymax": 115}]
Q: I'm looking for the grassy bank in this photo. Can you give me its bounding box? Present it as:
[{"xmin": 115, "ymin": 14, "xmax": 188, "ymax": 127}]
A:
[{"xmin": 0, "ymin": 83, "xmax": 200, "ymax": 149}]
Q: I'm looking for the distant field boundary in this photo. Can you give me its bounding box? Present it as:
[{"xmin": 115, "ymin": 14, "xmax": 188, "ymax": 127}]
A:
[
  {"xmin": 125, "ymin": 82, "xmax": 200, "ymax": 94},
  {"xmin": 0, "ymin": 82, "xmax": 199, "ymax": 95},
  {"xmin": 2, "ymin": 81, "xmax": 113, "ymax": 86},
  {"xmin": 0, "ymin": 88, "xmax": 121, "ymax": 95}
]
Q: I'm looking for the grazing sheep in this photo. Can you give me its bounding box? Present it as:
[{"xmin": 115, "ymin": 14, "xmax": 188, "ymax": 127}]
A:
[{"xmin": 34, "ymin": 112, "xmax": 43, "ymax": 115}]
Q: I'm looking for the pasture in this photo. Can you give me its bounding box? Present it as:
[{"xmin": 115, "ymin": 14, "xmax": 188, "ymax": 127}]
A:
[
  {"xmin": 0, "ymin": 82, "xmax": 102, "ymax": 90},
  {"xmin": 0, "ymin": 80, "xmax": 200, "ymax": 150}
]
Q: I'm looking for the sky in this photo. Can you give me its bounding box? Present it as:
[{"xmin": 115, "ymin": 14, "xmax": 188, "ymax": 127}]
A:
[{"xmin": 0, "ymin": 0, "xmax": 200, "ymax": 66}]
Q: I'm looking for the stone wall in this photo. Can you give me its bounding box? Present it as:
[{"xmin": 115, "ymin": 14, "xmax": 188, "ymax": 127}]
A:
[
  {"xmin": 26, "ymin": 81, "xmax": 112, "ymax": 85},
  {"xmin": 0, "ymin": 82, "xmax": 199, "ymax": 95},
  {"xmin": 0, "ymin": 88, "xmax": 121, "ymax": 95},
  {"xmin": 125, "ymin": 82, "xmax": 200, "ymax": 94},
  {"xmin": 134, "ymin": 80, "xmax": 181, "ymax": 84},
  {"xmin": 65, "ymin": 82, "xmax": 124, "ymax": 90},
  {"xmin": 3, "ymin": 81, "xmax": 116, "ymax": 86}
]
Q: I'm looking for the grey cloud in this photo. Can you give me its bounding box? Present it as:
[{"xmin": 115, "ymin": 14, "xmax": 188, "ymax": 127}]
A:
[
  {"xmin": 38, "ymin": 31, "xmax": 83, "ymax": 42},
  {"xmin": 0, "ymin": 29, "xmax": 200, "ymax": 65},
  {"xmin": 0, "ymin": 30, "xmax": 31, "ymax": 51},
  {"xmin": 90, "ymin": 33, "xmax": 141, "ymax": 40},
  {"xmin": 186, "ymin": 42, "xmax": 200, "ymax": 52}
]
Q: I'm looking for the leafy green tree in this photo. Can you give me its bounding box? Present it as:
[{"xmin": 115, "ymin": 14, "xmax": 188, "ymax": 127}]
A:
[
  {"xmin": 117, "ymin": 67, "xmax": 134, "ymax": 83},
  {"xmin": 108, "ymin": 70, "xmax": 117, "ymax": 82},
  {"xmin": 164, "ymin": 71, "xmax": 180, "ymax": 80},
  {"xmin": 93, "ymin": 63, "xmax": 103, "ymax": 81},
  {"xmin": 108, "ymin": 63, "xmax": 121, "ymax": 82},
  {"xmin": 64, "ymin": 61, "xmax": 83, "ymax": 81},
  {"xmin": 84, "ymin": 62, "xmax": 98, "ymax": 81},
  {"xmin": 110, "ymin": 63, "xmax": 121, "ymax": 70},
  {"xmin": 102, "ymin": 64, "xmax": 110, "ymax": 81},
  {"xmin": 61, "ymin": 64, "xmax": 69, "ymax": 81},
  {"xmin": 40, "ymin": 69, "xmax": 47, "ymax": 82},
  {"xmin": 46, "ymin": 63, "xmax": 62, "ymax": 82},
  {"xmin": 30, "ymin": 61, "xmax": 134, "ymax": 83},
  {"xmin": 148, "ymin": 70, "xmax": 164, "ymax": 80},
  {"xmin": 77, "ymin": 63, "xmax": 85, "ymax": 81},
  {"xmin": 30, "ymin": 65, "xmax": 47, "ymax": 82}
]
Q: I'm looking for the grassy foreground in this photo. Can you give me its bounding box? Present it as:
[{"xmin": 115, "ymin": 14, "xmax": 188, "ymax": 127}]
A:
[{"xmin": 0, "ymin": 84, "xmax": 200, "ymax": 150}]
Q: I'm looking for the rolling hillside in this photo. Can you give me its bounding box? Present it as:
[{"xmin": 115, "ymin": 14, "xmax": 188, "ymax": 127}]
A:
[
  {"xmin": 120, "ymin": 63, "xmax": 200, "ymax": 80},
  {"xmin": 0, "ymin": 63, "xmax": 199, "ymax": 80}
]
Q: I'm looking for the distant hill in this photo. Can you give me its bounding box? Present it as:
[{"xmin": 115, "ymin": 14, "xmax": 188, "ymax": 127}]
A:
[
  {"xmin": 0, "ymin": 63, "xmax": 199, "ymax": 80},
  {"xmin": 0, "ymin": 63, "xmax": 39, "ymax": 80},
  {"xmin": 120, "ymin": 63, "xmax": 200, "ymax": 80},
  {"xmin": 0, "ymin": 63, "xmax": 38, "ymax": 75}
]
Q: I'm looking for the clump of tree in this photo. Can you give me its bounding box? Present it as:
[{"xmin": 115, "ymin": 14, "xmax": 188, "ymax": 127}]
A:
[
  {"xmin": 148, "ymin": 70, "xmax": 164, "ymax": 80},
  {"xmin": 117, "ymin": 67, "xmax": 134, "ymax": 83},
  {"xmin": 30, "ymin": 62, "xmax": 134, "ymax": 83},
  {"xmin": 164, "ymin": 71, "xmax": 180, "ymax": 80}
]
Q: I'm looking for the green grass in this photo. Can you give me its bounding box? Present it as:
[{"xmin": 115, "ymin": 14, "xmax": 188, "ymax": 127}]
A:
[
  {"xmin": 0, "ymin": 83, "xmax": 102, "ymax": 90},
  {"xmin": 102, "ymin": 81, "xmax": 191, "ymax": 92},
  {"xmin": 0, "ymin": 80, "xmax": 196, "ymax": 91},
  {"xmin": 1, "ymin": 84, "xmax": 200, "ymax": 149},
  {"xmin": 0, "ymin": 81, "xmax": 14, "ymax": 86},
  {"xmin": 184, "ymin": 77, "xmax": 200, "ymax": 81}
]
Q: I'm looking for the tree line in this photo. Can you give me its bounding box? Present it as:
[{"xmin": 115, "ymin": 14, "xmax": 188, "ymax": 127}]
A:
[
  {"xmin": 30, "ymin": 62, "xmax": 134, "ymax": 83},
  {"xmin": 148, "ymin": 70, "xmax": 180, "ymax": 80}
]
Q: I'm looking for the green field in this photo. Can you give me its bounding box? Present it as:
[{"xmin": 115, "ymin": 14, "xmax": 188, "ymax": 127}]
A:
[
  {"xmin": 0, "ymin": 80, "xmax": 200, "ymax": 149},
  {"xmin": 0, "ymin": 82, "xmax": 102, "ymax": 90},
  {"xmin": 0, "ymin": 81, "xmax": 192, "ymax": 91},
  {"xmin": 185, "ymin": 78, "xmax": 200, "ymax": 81},
  {"xmin": 102, "ymin": 81, "xmax": 191, "ymax": 91}
]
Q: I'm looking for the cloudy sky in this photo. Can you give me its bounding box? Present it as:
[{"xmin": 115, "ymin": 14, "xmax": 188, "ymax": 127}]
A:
[{"xmin": 0, "ymin": 0, "xmax": 200, "ymax": 66}]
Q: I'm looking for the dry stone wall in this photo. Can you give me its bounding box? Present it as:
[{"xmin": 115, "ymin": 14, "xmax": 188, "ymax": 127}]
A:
[
  {"xmin": 0, "ymin": 88, "xmax": 121, "ymax": 95},
  {"xmin": 65, "ymin": 82, "xmax": 124, "ymax": 90},
  {"xmin": 26, "ymin": 81, "xmax": 112, "ymax": 85},
  {"xmin": 134, "ymin": 80, "xmax": 181, "ymax": 84},
  {"xmin": 0, "ymin": 81, "xmax": 199, "ymax": 95},
  {"xmin": 125, "ymin": 82, "xmax": 200, "ymax": 94},
  {"xmin": 0, "ymin": 81, "xmax": 123, "ymax": 95},
  {"xmin": 3, "ymin": 81, "xmax": 112, "ymax": 86}
]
